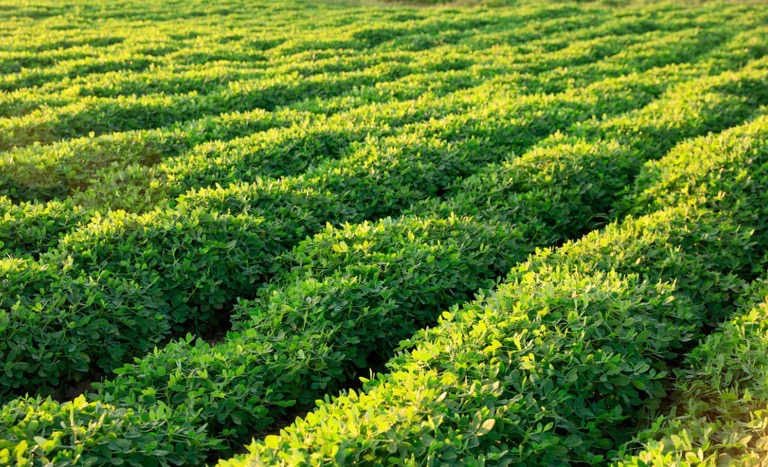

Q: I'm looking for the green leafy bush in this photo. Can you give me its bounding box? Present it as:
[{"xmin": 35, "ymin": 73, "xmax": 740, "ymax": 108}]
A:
[
  {"xmin": 0, "ymin": 197, "xmax": 90, "ymax": 257},
  {"xmin": 6, "ymin": 63, "xmax": 761, "ymax": 465},
  {"xmin": 0, "ymin": 395, "xmax": 214, "ymax": 466},
  {"xmin": 616, "ymin": 276, "xmax": 768, "ymax": 465},
  {"xmin": 1, "ymin": 1, "xmax": 768, "ymax": 465},
  {"xmin": 221, "ymin": 114, "xmax": 768, "ymax": 465}
]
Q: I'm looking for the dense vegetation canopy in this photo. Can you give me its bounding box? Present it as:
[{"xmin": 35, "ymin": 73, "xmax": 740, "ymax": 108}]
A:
[{"xmin": 1, "ymin": 0, "xmax": 768, "ymax": 465}]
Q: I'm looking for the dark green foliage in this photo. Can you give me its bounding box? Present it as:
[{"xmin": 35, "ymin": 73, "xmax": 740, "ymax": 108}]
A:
[
  {"xmin": 233, "ymin": 206, "xmax": 754, "ymax": 465},
  {"xmin": 225, "ymin": 114, "xmax": 768, "ymax": 465},
  {"xmin": 6, "ymin": 64, "xmax": 761, "ymax": 465},
  {"xmin": 97, "ymin": 216, "xmax": 521, "ymax": 445},
  {"xmin": 0, "ymin": 396, "xmax": 214, "ymax": 466},
  {"xmin": 0, "ymin": 197, "xmax": 90, "ymax": 257},
  {"xmin": 1, "ymin": 0, "xmax": 768, "ymax": 465},
  {"xmin": 617, "ymin": 278, "xmax": 768, "ymax": 466},
  {"xmin": 0, "ymin": 258, "xmax": 169, "ymax": 397}
]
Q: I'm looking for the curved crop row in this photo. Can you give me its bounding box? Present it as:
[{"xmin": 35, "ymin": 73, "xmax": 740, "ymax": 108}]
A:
[
  {"xmin": 0, "ymin": 76, "xmax": 558, "ymax": 257},
  {"xmin": 0, "ymin": 50, "xmax": 585, "ymax": 204},
  {"xmin": 616, "ymin": 276, "xmax": 768, "ymax": 466},
  {"xmin": 1, "ymin": 65, "xmax": 468, "ymax": 204},
  {"xmin": 0, "ymin": 121, "xmax": 559, "ymax": 398},
  {"xmin": 1, "ymin": 2, "xmax": 767, "ymax": 466},
  {"xmin": 223, "ymin": 112, "xmax": 768, "ymax": 467},
  {"xmin": 99, "ymin": 64, "xmax": 684, "ymax": 213},
  {"xmin": 0, "ymin": 48, "xmax": 434, "ymax": 116},
  {"xmin": 0, "ymin": 50, "xmax": 701, "ymax": 257},
  {"xmin": 92, "ymin": 67, "xmax": 768, "ymax": 459},
  {"xmin": 1, "ymin": 15, "xmax": 731, "ymax": 205},
  {"xmin": 0, "ymin": 107, "xmax": 299, "ymax": 202},
  {"xmin": 0, "ymin": 8, "xmax": 653, "ymax": 114},
  {"xmin": 1, "ymin": 63, "xmax": 765, "ymax": 464},
  {"xmin": 2, "ymin": 50, "xmax": 752, "ymax": 260},
  {"xmin": 0, "ymin": 13, "xmax": 642, "ymax": 147},
  {"xmin": 0, "ymin": 61, "xmax": 428, "ymax": 152},
  {"xmin": 0, "ymin": 65, "xmax": 265, "ymax": 118},
  {"xmin": 0, "ymin": 0, "xmax": 729, "ymax": 93}
]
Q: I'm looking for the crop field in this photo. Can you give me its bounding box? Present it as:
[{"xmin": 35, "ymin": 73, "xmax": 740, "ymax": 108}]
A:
[{"xmin": 1, "ymin": 0, "xmax": 768, "ymax": 464}]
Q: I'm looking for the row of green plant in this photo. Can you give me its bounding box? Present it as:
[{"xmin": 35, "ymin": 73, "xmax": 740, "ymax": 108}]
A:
[
  {"xmin": 0, "ymin": 65, "xmax": 267, "ymax": 118},
  {"xmin": 9, "ymin": 0, "xmax": 760, "ymax": 150},
  {"xmin": 0, "ymin": 5, "xmax": 757, "ymax": 268},
  {"xmin": 0, "ymin": 32, "xmax": 627, "ymax": 202},
  {"xmin": 2, "ymin": 65, "xmax": 482, "ymax": 204},
  {"xmin": 0, "ymin": 60, "xmax": 437, "ymax": 152},
  {"xmin": 0, "ymin": 106, "xmax": 299, "ymax": 202},
  {"xmin": 1, "ymin": 0, "xmax": 731, "ymax": 94},
  {"xmin": 0, "ymin": 6, "xmax": 608, "ymax": 98},
  {"xmin": 0, "ymin": 79, "xmax": 471, "ymax": 206},
  {"xmin": 96, "ymin": 66, "xmax": 768, "ymax": 461},
  {"xmin": 220, "ymin": 112, "xmax": 768, "ymax": 466},
  {"xmin": 83, "ymin": 59, "xmax": 698, "ymax": 213},
  {"xmin": 2, "ymin": 39, "xmax": 758, "ymax": 260},
  {"xmin": 2, "ymin": 3, "xmax": 728, "ymax": 111},
  {"xmin": 2, "ymin": 13, "xmax": 733, "ymax": 205},
  {"xmin": 7, "ymin": 55, "xmax": 761, "ymax": 394},
  {"xmin": 0, "ymin": 87, "xmax": 494, "ymax": 258},
  {"xmin": 0, "ymin": 66, "xmax": 621, "ymax": 258},
  {"xmin": 1, "ymin": 62, "xmax": 765, "ymax": 464},
  {"xmin": 0, "ymin": 47, "xmax": 451, "ymax": 116},
  {"xmin": 617, "ymin": 275, "xmax": 768, "ymax": 465},
  {"xmin": 0, "ymin": 85, "xmax": 594, "ymax": 399},
  {"xmin": 0, "ymin": 0, "xmax": 373, "ymax": 90},
  {"xmin": 4, "ymin": 9, "xmax": 616, "ymax": 135}
]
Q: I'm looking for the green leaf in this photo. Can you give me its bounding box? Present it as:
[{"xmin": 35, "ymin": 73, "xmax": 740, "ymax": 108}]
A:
[{"xmin": 478, "ymin": 419, "xmax": 495, "ymax": 436}]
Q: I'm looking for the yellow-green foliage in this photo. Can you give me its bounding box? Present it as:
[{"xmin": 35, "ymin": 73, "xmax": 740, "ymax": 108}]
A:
[{"xmin": 1, "ymin": 0, "xmax": 768, "ymax": 465}]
